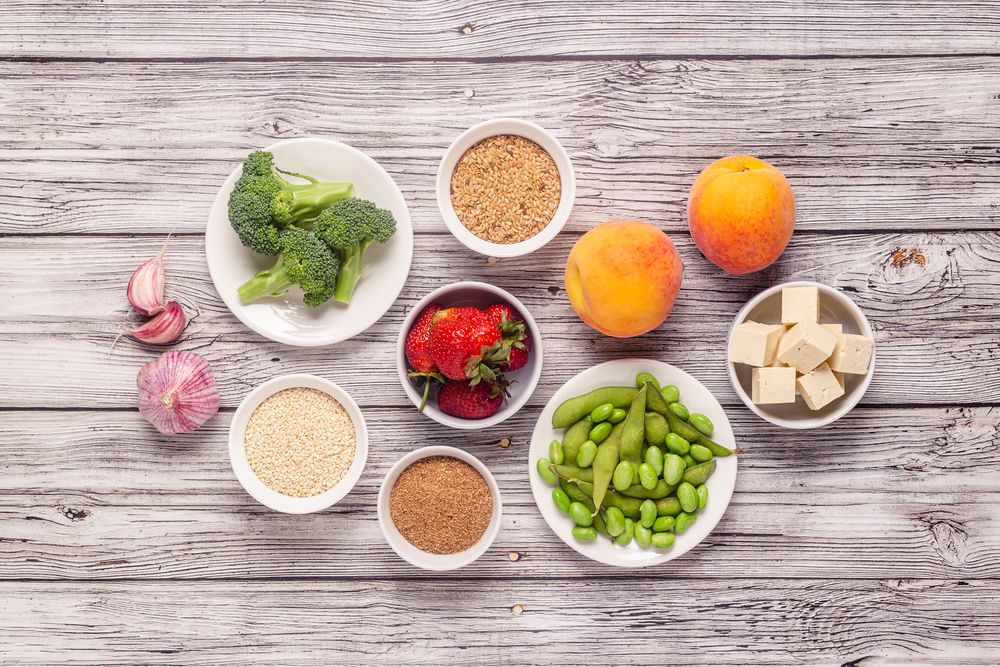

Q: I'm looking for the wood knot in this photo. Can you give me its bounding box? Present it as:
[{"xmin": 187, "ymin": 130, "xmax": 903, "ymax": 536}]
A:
[
  {"xmin": 59, "ymin": 506, "xmax": 90, "ymax": 522},
  {"xmin": 921, "ymin": 513, "xmax": 969, "ymax": 567},
  {"xmin": 459, "ymin": 23, "xmax": 475, "ymax": 35},
  {"xmin": 888, "ymin": 247, "xmax": 926, "ymax": 272}
]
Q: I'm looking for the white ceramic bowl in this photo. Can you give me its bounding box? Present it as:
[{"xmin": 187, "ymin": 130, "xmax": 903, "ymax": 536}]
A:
[
  {"xmin": 436, "ymin": 118, "xmax": 575, "ymax": 257},
  {"xmin": 396, "ymin": 281, "xmax": 543, "ymax": 430},
  {"xmin": 377, "ymin": 446, "xmax": 502, "ymax": 571},
  {"xmin": 229, "ymin": 374, "xmax": 368, "ymax": 513},
  {"xmin": 529, "ymin": 359, "xmax": 738, "ymax": 568},
  {"xmin": 206, "ymin": 137, "xmax": 414, "ymax": 347},
  {"xmin": 728, "ymin": 280, "xmax": 876, "ymax": 429}
]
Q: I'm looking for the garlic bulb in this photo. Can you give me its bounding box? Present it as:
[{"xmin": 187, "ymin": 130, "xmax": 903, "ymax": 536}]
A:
[
  {"xmin": 137, "ymin": 350, "xmax": 220, "ymax": 435},
  {"xmin": 127, "ymin": 236, "xmax": 170, "ymax": 315},
  {"xmin": 131, "ymin": 301, "xmax": 186, "ymax": 345}
]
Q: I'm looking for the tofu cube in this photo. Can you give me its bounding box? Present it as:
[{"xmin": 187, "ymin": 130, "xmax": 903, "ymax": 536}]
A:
[
  {"xmin": 829, "ymin": 333, "xmax": 874, "ymax": 375},
  {"xmin": 781, "ymin": 286, "xmax": 820, "ymax": 325},
  {"xmin": 776, "ymin": 321, "xmax": 837, "ymax": 373},
  {"xmin": 730, "ymin": 321, "xmax": 785, "ymax": 367},
  {"xmin": 820, "ymin": 323, "xmax": 843, "ymax": 336},
  {"xmin": 751, "ymin": 367, "xmax": 797, "ymax": 404},
  {"xmin": 796, "ymin": 363, "xmax": 845, "ymax": 410}
]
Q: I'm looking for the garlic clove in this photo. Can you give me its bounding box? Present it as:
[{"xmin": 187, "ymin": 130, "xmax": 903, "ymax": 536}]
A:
[
  {"xmin": 127, "ymin": 257, "xmax": 165, "ymax": 315},
  {"xmin": 137, "ymin": 350, "xmax": 220, "ymax": 435},
  {"xmin": 131, "ymin": 301, "xmax": 186, "ymax": 345}
]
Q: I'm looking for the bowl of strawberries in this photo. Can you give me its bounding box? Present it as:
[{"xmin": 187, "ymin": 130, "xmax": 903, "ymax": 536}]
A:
[{"xmin": 397, "ymin": 281, "xmax": 543, "ymax": 429}]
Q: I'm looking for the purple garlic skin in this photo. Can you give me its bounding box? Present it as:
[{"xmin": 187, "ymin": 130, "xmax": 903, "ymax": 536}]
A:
[
  {"xmin": 127, "ymin": 256, "xmax": 166, "ymax": 316},
  {"xmin": 137, "ymin": 350, "xmax": 220, "ymax": 435},
  {"xmin": 131, "ymin": 301, "xmax": 186, "ymax": 344}
]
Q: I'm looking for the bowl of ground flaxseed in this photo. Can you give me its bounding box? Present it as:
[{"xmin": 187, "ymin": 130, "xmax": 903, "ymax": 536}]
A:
[
  {"xmin": 377, "ymin": 446, "xmax": 502, "ymax": 570},
  {"xmin": 229, "ymin": 374, "xmax": 368, "ymax": 513},
  {"xmin": 437, "ymin": 118, "xmax": 575, "ymax": 258}
]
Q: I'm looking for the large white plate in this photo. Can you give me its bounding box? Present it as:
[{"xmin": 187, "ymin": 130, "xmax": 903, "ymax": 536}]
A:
[
  {"xmin": 205, "ymin": 137, "xmax": 414, "ymax": 346},
  {"xmin": 528, "ymin": 359, "xmax": 738, "ymax": 568}
]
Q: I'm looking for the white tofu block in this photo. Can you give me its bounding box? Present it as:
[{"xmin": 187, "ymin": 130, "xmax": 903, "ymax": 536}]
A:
[
  {"xmin": 821, "ymin": 323, "xmax": 843, "ymax": 336},
  {"xmin": 730, "ymin": 321, "xmax": 785, "ymax": 367},
  {"xmin": 781, "ymin": 286, "xmax": 820, "ymax": 325},
  {"xmin": 751, "ymin": 367, "xmax": 797, "ymax": 404},
  {"xmin": 776, "ymin": 321, "xmax": 837, "ymax": 373},
  {"xmin": 796, "ymin": 363, "xmax": 845, "ymax": 410},
  {"xmin": 832, "ymin": 369, "xmax": 845, "ymax": 389},
  {"xmin": 829, "ymin": 333, "xmax": 874, "ymax": 375}
]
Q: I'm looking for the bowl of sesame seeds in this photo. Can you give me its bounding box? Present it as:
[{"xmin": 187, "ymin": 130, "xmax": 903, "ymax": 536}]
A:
[
  {"xmin": 229, "ymin": 374, "xmax": 368, "ymax": 513},
  {"xmin": 437, "ymin": 118, "xmax": 575, "ymax": 258}
]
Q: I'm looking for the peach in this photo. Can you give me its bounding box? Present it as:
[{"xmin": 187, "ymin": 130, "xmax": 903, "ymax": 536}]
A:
[
  {"xmin": 565, "ymin": 220, "xmax": 683, "ymax": 338},
  {"xmin": 688, "ymin": 155, "xmax": 795, "ymax": 275}
]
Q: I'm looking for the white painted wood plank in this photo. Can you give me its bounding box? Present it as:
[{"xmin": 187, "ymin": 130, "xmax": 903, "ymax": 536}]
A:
[
  {"xmin": 2, "ymin": 580, "xmax": 997, "ymax": 665},
  {"xmin": 3, "ymin": 59, "xmax": 1000, "ymax": 234},
  {"xmin": 3, "ymin": 1, "xmax": 999, "ymax": 58}
]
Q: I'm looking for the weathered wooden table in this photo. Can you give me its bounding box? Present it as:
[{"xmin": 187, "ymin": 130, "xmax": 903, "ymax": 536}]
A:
[{"xmin": 2, "ymin": 2, "xmax": 999, "ymax": 664}]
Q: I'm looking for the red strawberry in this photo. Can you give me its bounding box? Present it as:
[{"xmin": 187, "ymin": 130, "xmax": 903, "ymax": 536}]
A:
[
  {"xmin": 405, "ymin": 304, "xmax": 441, "ymax": 373},
  {"xmin": 437, "ymin": 381, "xmax": 503, "ymax": 419},
  {"xmin": 484, "ymin": 303, "xmax": 530, "ymax": 372},
  {"xmin": 484, "ymin": 303, "xmax": 521, "ymax": 327},
  {"xmin": 429, "ymin": 307, "xmax": 505, "ymax": 383},
  {"xmin": 504, "ymin": 336, "xmax": 531, "ymax": 372}
]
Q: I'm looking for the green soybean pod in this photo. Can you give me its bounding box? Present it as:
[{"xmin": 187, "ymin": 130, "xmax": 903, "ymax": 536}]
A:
[
  {"xmin": 634, "ymin": 523, "xmax": 652, "ymax": 547},
  {"xmin": 674, "ymin": 511, "xmax": 697, "ymax": 534},
  {"xmin": 635, "ymin": 372, "xmax": 660, "ymax": 390},
  {"xmin": 572, "ymin": 525, "xmax": 598, "ymax": 541},
  {"xmin": 615, "ymin": 518, "xmax": 634, "ymax": 546},
  {"xmin": 668, "ymin": 402, "xmax": 689, "ymax": 420},
  {"xmin": 605, "ymin": 506, "xmax": 626, "ymax": 537},
  {"xmin": 683, "ymin": 454, "xmax": 697, "ymax": 468},
  {"xmin": 689, "ymin": 444, "xmax": 713, "ymax": 463},
  {"xmin": 552, "ymin": 487, "xmax": 572, "ymax": 513},
  {"xmin": 644, "ymin": 413, "xmax": 668, "ymax": 445},
  {"xmin": 696, "ymin": 483, "xmax": 709, "ymax": 509},
  {"xmin": 655, "ymin": 496, "xmax": 682, "ymax": 517},
  {"xmin": 550, "ymin": 463, "xmax": 595, "ymax": 483},
  {"xmin": 651, "ymin": 531, "xmax": 676, "ymax": 549},
  {"xmin": 618, "ymin": 480, "xmax": 674, "ymax": 500},
  {"xmin": 697, "ymin": 434, "xmax": 736, "ymax": 457},
  {"xmin": 568, "ymin": 501, "xmax": 594, "ymax": 527},
  {"xmin": 638, "ymin": 463, "xmax": 658, "ymax": 490},
  {"xmin": 560, "ymin": 479, "xmax": 595, "ymax": 510},
  {"xmin": 663, "ymin": 453, "xmax": 686, "ymax": 485},
  {"xmin": 561, "ymin": 417, "xmax": 592, "ymax": 462},
  {"xmin": 665, "ymin": 411, "xmax": 702, "ymax": 443},
  {"xmin": 664, "ymin": 433, "xmax": 690, "ymax": 456},
  {"xmin": 608, "ymin": 408, "xmax": 627, "ymax": 424},
  {"xmin": 688, "ymin": 413, "xmax": 714, "ymax": 437},
  {"xmin": 682, "ymin": 459, "xmax": 717, "ymax": 486},
  {"xmin": 593, "ymin": 512, "xmax": 611, "ymax": 538},
  {"xmin": 660, "ymin": 384, "xmax": 680, "ymax": 404},
  {"xmin": 549, "ymin": 439, "xmax": 565, "ymax": 465},
  {"xmin": 537, "ymin": 458, "xmax": 559, "ymax": 485},
  {"xmin": 552, "ymin": 386, "xmax": 638, "ymax": 429},
  {"xmin": 618, "ymin": 385, "xmax": 647, "ymax": 468},
  {"xmin": 576, "ymin": 440, "xmax": 598, "ymax": 468},
  {"xmin": 677, "ymin": 481, "xmax": 698, "ymax": 513},
  {"xmin": 613, "ymin": 461, "xmax": 636, "ymax": 492},
  {"xmin": 652, "ymin": 516, "xmax": 675, "ymax": 533},
  {"xmin": 590, "ymin": 421, "xmax": 613, "ymax": 444},
  {"xmin": 645, "ymin": 445, "xmax": 664, "ymax": 476},
  {"xmin": 590, "ymin": 402, "xmax": 615, "ymax": 423},
  {"xmin": 639, "ymin": 499, "xmax": 657, "ymax": 528}
]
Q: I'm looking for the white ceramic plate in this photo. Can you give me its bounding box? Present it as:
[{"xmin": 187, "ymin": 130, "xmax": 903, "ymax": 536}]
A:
[
  {"xmin": 529, "ymin": 359, "xmax": 737, "ymax": 568},
  {"xmin": 206, "ymin": 137, "xmax": 414, "ymax": 346}
]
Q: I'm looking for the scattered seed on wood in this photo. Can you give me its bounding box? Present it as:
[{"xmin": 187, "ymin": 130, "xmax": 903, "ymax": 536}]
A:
[
  {"xmin": 511, "ymin": 604, "xmax": 524, "ymax": 615},
  {"xmin": 451, "ymin": 134, "xmax": 561, "ymax": 244},
  {"xmin": 498, "ymin": 437, "xmax": 511, "ymax": 449},
  {"xmin": 508, "ymin": 551, "xmax": 522, "ymax": 561},
  {"xmin": 464, "ymin": 88, "xmax": 475, "ymax": 99}
]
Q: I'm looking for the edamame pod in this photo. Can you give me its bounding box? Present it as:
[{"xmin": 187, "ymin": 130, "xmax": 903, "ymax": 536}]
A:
[
  {"xmin": 688, "ymin": 413, "xmax": 714, "ymax": 436},
  {"xmin": 674, "ymin": 511, "xmax": 697, "ymax": 534},
  {"xmin": 617, "ymin": 479, "xmax": 676, "ymax": 500},
  {"xmin": 663, "ymin": 453, "xmax": 686, "ymax": 485},
  {"xmin": 668, "ymin": 402, "xmax": 689, "ymax": 420},
  {"xmin": 553, "ymin": 387, "xmax": 638, "ymax": 429},
  {"xmin": 689, "ymin": 444, "xmax": 713, "ymax": 463},
  {"xmin": 589, "ymin": 402, "xmax": 614, "ymax": 423},
  {"xmin": 645, "ymin": 445, "xmax": 664, "ymax": 476},
  {"xmin": 696, "ymin": 483, "xmax": 708, "ymax": 509},
  {"xmin": 660, "ymin": 384, "xmax": 680, "ymax": 404},
  {"xmin": 695, "ymin": 434, "xmax": 736, "ymax": 457},
  {"xmin": 615, "ymin": 518, "xmax": 634, "ymax": 546},
  {"xmin": 608, "ymin": 408, "xmax": 627, "ymax": 424},
  {"xmin": 613, "ymin": 461, "xmax": 636, "ymax": 492},
  {"xmin": 682, "ymin": 459, "xmax": 717, "ymax": 486},
  {"xmin": 589, "ymin": 421, "xmax": 613, "ymax": 444},
  {"xmin": 592, "ymin": 512, "xmax": 610, "ymax": 538},
  {"xmin": 572, "ymin": 525, "xmax": 598, "ymax": 541},
  {"xmin": 665, "ymin": 411, "xmax": 702, "ymax": 443},
  {"xmin": 560, "ymin": 479, "xmax": 595, "ymax": 510},
  {"xmin": 537, "ymin": 457, "xmax": 559, "ymax": 485},
  {"xmin": 568, "ymin": 501, "xmax": 593, "ymax": 527},
  {"xmin": 677, "ymin": 481, "xmax": 698, "ymax": 513},
  {"xmin": 634, "ymin": 523, "xmax": 652, "ymax": 547},
  {"xmin": 639, "ymin": 499, "xmax": 657, "ymax": 528},
  {"xmin": 605, "ymin": 506, "xmax": 626, "ymax": 537},
  {"xmin": 549, "ymin": 439, "xmax": 565, "ymax": 465},
  {"xmin": 683, "ymin": 454, "xmax": 696, "ymax": 468},
  {"xmin": 652, "ymin": 516, "xmax": 675, "ymax": 532},
  {"xmin": 651, "ymin": 531, "xmax": 676, "ymax": 549},
  {"xmin": 552, "ymin": 487, "xmax": 571, "ymax": 513},
  {"xmin": 576, "ymin": 481, "xmax": 680, "ymax": 519},
  {"xmin": 638, "ymin": 463, "xmax": 658, "ymax": 490},
  {"xmin": 576, "ymin": 440, "xmax": 598, "ymax": 467},
  {"xmin": 550, "ymin": 463, "xmax": 595, "ymax": 483},
  {"xmin": 665, "ymin": 432, "xmax": 690, "ymax": 456},
  {"xmin": 618, "ymin": 385, "xmax": 647, "ymax": 469},
  {"xmin": 655, "ymin": 496, "xmax": 682, "ymax": 517},
  {"xmin": 591, "ymin": 423, "xmax": 623, "ymax": 511},
  {"xmin": 643, "ymin": 381, "xmax": 671, "ymax": 416},
  {"xmin": 644, "ymin": 413, "xmax": 668, "ymax": 445},
  {"xmin": 561, "ymin": 417, "xmax": 593, "ymax": 462},
  {"xmin": 635, "ymin": 372, "xmax": 660, "ymax": 390}
]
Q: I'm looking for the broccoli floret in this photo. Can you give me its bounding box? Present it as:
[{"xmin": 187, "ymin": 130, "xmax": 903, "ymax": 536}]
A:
[
  {"xmin": 227, "ymin": 150, "xmax": 354, "ymax": 255},
  {"xmin": 314, "ymin": 198, "xmax": 398, "ymax": 304},
  {"xmin": 236, "ymin": 226, "xmax": 341, "ymax": 308}
]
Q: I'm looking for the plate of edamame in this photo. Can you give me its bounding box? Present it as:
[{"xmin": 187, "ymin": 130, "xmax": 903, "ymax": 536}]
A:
[{"xmin": 529, "ymin": 359, "xmax": 738, "ymax": 567}]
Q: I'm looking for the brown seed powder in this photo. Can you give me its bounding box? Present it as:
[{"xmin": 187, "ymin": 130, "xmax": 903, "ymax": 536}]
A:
[
  {"xmin": 450, "ymin": 134, "xmax": 561, "ymax": 244},
  {"xmin": 389, "ymin": 456, "xmax": 493, "ymax": 554}
]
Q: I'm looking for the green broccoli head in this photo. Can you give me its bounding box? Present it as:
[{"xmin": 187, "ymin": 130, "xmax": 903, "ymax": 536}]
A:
[
  {"xmin": 313, "ymin": 198, "xmax": 398, "ymax": 304},
  {"xmin": 228, "ymin": 175, "xmax": 284, "ymax": 255},
  {"xmin": 236, "ymin": 226, "xmax": 340, "ymax": 308}
]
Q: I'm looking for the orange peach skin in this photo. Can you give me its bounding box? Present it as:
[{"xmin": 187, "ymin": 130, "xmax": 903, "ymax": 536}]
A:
[
  {"xmin": 565, "ymin": 220, "xmax": 684, "ymax": 338},
  {"xmin": 688, "ymin": 155, "xmax": 795, "ymax": 275}
]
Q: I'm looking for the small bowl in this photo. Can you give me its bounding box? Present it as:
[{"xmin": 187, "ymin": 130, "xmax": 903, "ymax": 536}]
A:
[
  {"xmin": 436, "ymin": 118, "xmax": 575, "ymax": 258},
  {"xmin": 396, "ymin": 281, "xmax": 543, "ymax": 430},
  {"xmin": 229, "ymin": 373, "xmax": 369, "ymax": 513},
  {"xmin": 728, "ymin": 281, "xmax": 876, "ymax": 429},
  {"xmin": 377, "ymin": 445, "xmax": 502, "ymax": 571}
]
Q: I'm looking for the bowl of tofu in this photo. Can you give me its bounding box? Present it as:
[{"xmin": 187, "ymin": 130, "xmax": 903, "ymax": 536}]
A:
[{"xmin": 727, "ymin": 281, "xmax": 875, "ymax": 429}]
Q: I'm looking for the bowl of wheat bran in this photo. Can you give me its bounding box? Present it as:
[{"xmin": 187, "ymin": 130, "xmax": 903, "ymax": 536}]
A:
[
  {"xmin": 436, "ymin": 118, "xmax": 575, "ymax": 258},
  {"xmin": 377, "ymin": 446, "xmax": 502, "ymax": 570}
]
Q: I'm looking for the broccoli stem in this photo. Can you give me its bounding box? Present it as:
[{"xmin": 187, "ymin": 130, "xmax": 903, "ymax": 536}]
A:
[
  {"xmin": 237, "ymin": 255, "xmax": 294, "ymax": 304},
  {"xmin": 333, "ymin": 240, "xmax": 372, "ymax": 304},
  {"xmin": 285, "ymin": 181, "xmax": 354, "ymax": 224}
]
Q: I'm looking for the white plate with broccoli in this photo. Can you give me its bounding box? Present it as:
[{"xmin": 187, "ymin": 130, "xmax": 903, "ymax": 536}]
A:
[{"xmin": 206, "ymin": 137, "xmax": 413, "ymax": 346}]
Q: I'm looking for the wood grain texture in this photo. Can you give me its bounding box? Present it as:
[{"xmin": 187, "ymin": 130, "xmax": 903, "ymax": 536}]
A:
[
  {"xmin": 3, "ymin": 580, "xmax": 998, "ymax": 666},
  {"xmin": 3, "ymin": 1, "xmax": 1000, "ymax": 58},
  {"xmin": 2, "ymin": 58, "xmax": 1000, "ymax": 235}
]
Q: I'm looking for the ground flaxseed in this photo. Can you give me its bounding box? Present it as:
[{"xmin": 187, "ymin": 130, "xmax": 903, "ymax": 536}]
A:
[
  {"xmin": 450, "ymin": 134, "xmax": 561, "ymax": 244},
  {"xmin": 244, "ymin": 387, "xmax": 356, "ymax": 497},
  {"xmin": 389, "ymin": 456, "xmax": 493, "ymax": 554}
]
